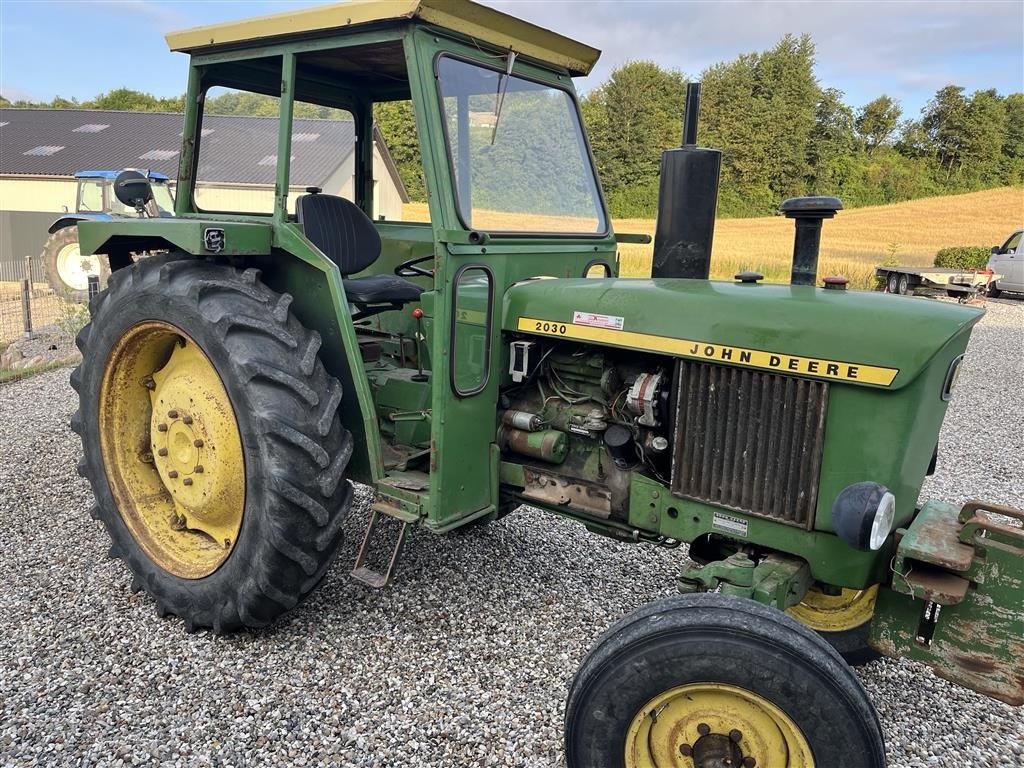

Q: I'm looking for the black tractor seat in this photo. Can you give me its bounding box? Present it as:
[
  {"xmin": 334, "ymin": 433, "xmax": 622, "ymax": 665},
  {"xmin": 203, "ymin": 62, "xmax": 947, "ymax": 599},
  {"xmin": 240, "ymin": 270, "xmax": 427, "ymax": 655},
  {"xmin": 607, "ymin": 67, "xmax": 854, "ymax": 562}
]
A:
[{"xmin": 296, "ymin": 191, "xmax": 423, "ymax": 318}]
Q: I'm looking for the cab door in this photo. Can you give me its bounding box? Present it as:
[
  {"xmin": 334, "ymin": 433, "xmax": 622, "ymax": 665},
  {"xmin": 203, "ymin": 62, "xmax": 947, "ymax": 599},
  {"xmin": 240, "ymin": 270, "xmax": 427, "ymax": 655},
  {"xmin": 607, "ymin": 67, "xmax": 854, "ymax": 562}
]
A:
[{"xmin": 993, "ymin": 231, "xmax": 1023, "ymax": 291}]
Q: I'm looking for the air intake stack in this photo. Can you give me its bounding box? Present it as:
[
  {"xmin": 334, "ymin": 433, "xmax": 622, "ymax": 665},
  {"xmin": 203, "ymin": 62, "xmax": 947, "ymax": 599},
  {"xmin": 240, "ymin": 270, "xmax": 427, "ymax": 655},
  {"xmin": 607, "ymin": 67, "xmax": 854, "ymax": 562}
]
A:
[
  {"xmin": 780, "ymin": 196, "xmax": 843, "ymax": 286},
  {"xmin": 651, "ymin": 83, "xmax": 722, "ymax": 280}
]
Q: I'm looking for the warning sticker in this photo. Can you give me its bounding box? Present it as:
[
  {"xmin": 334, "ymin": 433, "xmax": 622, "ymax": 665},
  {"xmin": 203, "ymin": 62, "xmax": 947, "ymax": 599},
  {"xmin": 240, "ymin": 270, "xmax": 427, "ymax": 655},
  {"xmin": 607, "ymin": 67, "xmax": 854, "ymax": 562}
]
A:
[
  {"xmin": 572, "ymin": 311, "xmax": 624, "ymax": 330},
  {"xmin": 712, "ymin": 512, "xmax": 749, "ymax": 538}
]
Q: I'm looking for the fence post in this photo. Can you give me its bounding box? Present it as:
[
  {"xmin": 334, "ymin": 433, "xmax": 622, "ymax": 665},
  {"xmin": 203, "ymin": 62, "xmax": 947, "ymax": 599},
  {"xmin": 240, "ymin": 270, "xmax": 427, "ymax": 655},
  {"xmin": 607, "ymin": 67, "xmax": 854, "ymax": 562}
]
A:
[{"xmin": 21, "ymin": 277, "xmax": 33, "ymax": 339}]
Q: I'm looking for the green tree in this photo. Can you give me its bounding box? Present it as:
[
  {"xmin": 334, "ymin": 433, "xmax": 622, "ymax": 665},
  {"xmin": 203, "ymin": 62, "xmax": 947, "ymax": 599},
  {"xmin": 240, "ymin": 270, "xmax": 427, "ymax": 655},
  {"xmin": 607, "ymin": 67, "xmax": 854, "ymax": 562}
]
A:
[
  {"xmin": 806, "ymin": 87, "xmax": 855, "ymax": 193},
  {"xmin": 1001, "ymin": 93, "xmax": 1024, "ymax": 184},
  {"xmin": 375, "ymin": 100, "xmax": 425, "ymax": 201},
  {"xmin": 582, "ymin": 61, "xmax": 687, "ymax": 216},
  {"xmin": 959, "ymin": 89, "xmax": 1007, "ymax": 185},
  {"xmin": 922, "ymin": 85, "xmax": 968, "ymax": 181},
  {"xmin": 855, "ymin": 95, "xmax": 901, "ymax": 151}
]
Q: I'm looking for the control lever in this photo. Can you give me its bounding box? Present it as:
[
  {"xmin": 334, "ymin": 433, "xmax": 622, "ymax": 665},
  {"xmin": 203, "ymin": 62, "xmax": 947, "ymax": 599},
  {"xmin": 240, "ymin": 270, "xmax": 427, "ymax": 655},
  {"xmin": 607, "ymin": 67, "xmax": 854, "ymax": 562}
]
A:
[{"xmin": 411, "ymin": 308, "xmax": 428, "ymax": 382}]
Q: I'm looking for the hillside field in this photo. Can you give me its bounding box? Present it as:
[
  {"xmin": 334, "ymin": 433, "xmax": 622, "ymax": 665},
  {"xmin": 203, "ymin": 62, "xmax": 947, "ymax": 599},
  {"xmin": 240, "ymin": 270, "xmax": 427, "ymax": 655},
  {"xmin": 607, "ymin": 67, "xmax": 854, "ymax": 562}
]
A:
[{"xmin": 404, "ymin": 186, "xmax": 1023, "ymax": 289}]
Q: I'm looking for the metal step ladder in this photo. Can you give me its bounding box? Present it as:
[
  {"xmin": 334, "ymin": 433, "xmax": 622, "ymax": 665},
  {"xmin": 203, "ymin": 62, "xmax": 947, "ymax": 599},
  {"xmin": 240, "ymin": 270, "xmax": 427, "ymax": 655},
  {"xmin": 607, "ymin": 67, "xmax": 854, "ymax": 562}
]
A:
[{"xmin": 350, "ymin": 500, "xmax": 415, "ymax": 588}]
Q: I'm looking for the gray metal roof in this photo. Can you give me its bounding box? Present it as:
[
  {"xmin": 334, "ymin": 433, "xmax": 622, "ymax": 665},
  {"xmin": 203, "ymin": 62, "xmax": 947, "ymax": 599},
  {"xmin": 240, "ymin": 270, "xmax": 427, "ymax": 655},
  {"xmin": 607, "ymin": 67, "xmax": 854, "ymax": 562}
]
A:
[{"xmin": 0, "ymin": 108, "xmax": 366, "ymax": 189}]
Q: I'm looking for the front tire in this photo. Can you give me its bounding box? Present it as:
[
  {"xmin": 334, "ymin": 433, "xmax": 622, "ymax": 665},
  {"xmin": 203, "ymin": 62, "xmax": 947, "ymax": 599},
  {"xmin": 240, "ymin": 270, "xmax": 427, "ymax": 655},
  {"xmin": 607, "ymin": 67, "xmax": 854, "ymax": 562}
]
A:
[
  {"xmin": 787, "ymin": 585, "xmax": 881, "ymax": 666},
  {"xmin": 566, "ymin": 594, "xmax": 885, "ymax": 768},
  {"xmin": 41, "ymin": 226, "xmax": 109, "ymax": 301},
  {"xmin": 71, "ymin": 254, "xmax": 353, "ymax": 631}
]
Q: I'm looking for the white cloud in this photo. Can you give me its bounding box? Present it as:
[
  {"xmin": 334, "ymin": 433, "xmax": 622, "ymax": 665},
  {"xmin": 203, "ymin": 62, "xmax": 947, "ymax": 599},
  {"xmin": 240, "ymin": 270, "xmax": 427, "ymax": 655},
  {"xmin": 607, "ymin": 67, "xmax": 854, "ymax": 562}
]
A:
[{"xmin": 484, "ymin": 0, "xmax": 1024, "ymax": 112}]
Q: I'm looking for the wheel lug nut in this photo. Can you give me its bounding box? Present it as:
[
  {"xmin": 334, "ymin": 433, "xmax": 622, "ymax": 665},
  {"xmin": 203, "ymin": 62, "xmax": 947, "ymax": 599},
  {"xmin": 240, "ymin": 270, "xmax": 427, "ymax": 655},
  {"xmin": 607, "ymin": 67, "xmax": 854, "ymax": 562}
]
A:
[
  {"xmin": 157, "ymin": 448, "xmax": 168, "ymax": 457},
  {"xmin": 157, "ymin": 423, "xmax": 168, "ymax": 432},
  {"xmin": 194, "ymin": 465, "xmax": 204, "ymax": 473},
  {"xmin": 183, "ymin": 478, "xmax": 193, "ymax": 486},
  {"xmin": 729, "ymin": 729, "xmax": 743, "ymax": 743},
  {"xmin": 168, "ymin": 470, "xmax": 178, "ymax": 479},
  {"xmin": 679, "ymin": 744, "xmax": 693, "ymax": 757},
  {"xmin": 193, "ymin": 438, "xmax": 204, "ymax": 448},
  {"xmin": 168, "ymin": 409, "xmax": 179, "ymax": 419},
  {"xmin": 697, "ymin": 723, "xmax": 711, "ymax": 736},
  {"xmin": 183, "ymin": 415, "xmax": 193, "ymax": 425}
]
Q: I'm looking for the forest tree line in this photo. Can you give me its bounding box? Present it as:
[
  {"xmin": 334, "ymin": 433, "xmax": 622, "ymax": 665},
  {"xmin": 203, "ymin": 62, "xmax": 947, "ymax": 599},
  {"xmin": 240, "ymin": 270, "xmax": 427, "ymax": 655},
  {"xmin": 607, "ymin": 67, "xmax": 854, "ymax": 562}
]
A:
[{"xmin": 4, "ymin": 34, "xmax": 1021, "ymax": 219}]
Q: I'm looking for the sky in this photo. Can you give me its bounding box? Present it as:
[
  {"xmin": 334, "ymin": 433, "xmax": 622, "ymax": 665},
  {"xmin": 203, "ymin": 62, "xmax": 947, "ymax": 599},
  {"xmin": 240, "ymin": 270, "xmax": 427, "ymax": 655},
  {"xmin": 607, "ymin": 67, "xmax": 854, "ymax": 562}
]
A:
[{"xmin": 1, "ymin": 0, "xmax": 1022, "ymax": 118}]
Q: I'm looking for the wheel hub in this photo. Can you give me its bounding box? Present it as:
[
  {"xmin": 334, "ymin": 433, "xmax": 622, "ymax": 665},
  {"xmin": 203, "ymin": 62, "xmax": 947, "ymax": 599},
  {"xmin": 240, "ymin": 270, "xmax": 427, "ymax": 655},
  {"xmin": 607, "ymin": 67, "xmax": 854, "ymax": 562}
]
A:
[
  {"xmin": 624, "ymin": 683, "xmax": 814, "ymax": 768},
  {"xmin": 56, "ymin": 242, "xmax": 101, "ymax": 292},
  {"xmin": 99, "ymin": 322, "xmax": 245, "ymax": 579},
  {"xmin": 787, "ymin": 585, "xmax": 878, "ymax": 633}
]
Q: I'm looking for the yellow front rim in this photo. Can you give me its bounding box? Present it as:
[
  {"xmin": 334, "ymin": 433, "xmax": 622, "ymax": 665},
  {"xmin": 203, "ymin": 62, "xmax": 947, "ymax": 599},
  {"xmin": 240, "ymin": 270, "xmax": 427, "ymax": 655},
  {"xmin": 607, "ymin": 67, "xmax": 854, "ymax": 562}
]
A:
[
  {"xmin": 787, "ymin": 585, "xmax": 879, "ymax": 633},
  {"xmin": 99, "ymin": 321, "xmax": 245, "ymax": 579},
  {"xmin": 625, "ymin": 682, "xmax": 814, "ymax": 768}
]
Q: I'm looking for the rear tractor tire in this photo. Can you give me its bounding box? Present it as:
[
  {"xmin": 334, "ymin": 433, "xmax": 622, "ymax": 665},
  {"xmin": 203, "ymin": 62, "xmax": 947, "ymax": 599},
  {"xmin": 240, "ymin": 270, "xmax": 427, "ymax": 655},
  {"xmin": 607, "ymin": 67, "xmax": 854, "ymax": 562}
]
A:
[
  {"xmin": 71, "ymin": 253, "xmax": 353, "ymax": 632},
  {"xmin": 566, "ymin": 593, "xmax": 886, "ymax": 768},
  {"xmin": 41, "ymin": 226, "xmax": 110, "ymax": 302}
]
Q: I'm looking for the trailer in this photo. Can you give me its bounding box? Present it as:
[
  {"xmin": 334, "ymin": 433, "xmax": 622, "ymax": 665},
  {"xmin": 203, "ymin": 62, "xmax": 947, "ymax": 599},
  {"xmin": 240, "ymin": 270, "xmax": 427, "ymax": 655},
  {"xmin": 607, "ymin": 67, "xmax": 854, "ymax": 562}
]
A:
[{"xmin": 876, "ymin": 264, "xmax": 998, "ymax": 299}]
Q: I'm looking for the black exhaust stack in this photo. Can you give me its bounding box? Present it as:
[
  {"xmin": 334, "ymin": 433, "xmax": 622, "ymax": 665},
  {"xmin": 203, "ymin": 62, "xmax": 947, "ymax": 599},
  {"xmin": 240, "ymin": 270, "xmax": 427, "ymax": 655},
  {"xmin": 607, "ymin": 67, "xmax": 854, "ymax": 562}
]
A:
[
  {"xmin": 651, "ymin": 82, "xmax": 722, "ymax": 280},
  {"xmin": 780, "ymin": 196, "xmax": 843, "ymax": 286}
]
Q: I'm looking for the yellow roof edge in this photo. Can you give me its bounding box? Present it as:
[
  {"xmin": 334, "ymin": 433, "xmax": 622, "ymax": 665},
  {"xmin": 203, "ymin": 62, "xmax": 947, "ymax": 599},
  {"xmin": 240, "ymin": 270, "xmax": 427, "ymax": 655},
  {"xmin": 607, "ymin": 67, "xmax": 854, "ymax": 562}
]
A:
[{"xmin": 164, "ymin": 0, "xmax": 601, "ymax": 76}]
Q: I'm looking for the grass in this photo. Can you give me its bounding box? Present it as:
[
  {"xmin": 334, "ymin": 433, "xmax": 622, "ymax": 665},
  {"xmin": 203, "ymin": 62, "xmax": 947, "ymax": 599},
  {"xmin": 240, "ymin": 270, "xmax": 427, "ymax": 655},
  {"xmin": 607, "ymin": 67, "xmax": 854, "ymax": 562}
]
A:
[{"xmin": 404, "ymin": 186, "xmax": 1023, "ymax": 289}]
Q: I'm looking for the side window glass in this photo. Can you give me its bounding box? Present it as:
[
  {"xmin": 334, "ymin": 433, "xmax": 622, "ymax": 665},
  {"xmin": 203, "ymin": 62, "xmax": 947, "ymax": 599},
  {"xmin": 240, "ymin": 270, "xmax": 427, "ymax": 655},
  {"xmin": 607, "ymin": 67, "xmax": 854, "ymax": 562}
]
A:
[
  {"xmin": 1005, "ymin": 233, "xmax": 1021, "ymax": 253},
  {"xmin": 287, "ymin": 101, "xmax": 355, "ymax": 215},
  {"xmin": 195, "ymin": 85, "xmax": 281, "ymax": 214},
  {"xmin": 374, "ymin": 100, "xmax": 422, "ymax": 222},
  {"xmin": 78, "ymin": 181, "xmax": 103, "ymax": 212},
  {"xmin": 451, "ymin": 265, "xmax": 493, "ymax": 396}
]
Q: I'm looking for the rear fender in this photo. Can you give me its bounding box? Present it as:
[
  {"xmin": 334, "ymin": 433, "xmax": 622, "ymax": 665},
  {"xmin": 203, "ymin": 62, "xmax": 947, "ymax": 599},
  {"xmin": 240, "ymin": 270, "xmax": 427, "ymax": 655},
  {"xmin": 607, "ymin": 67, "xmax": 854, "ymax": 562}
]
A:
[
  {"xmin": 76, "ymin": 217, "xmax": 272, "ymax": 259},
  {"xmin": 49, "ymin": 213, "xmax": 113, "ymax": 234}
]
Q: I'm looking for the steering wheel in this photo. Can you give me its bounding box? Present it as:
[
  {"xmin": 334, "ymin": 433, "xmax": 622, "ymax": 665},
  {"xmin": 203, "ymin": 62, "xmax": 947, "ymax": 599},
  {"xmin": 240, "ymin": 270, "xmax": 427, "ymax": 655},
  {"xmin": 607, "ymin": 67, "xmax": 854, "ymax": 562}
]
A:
[{"xmin": 395, "ymin": 254, "xmax": 435, "ymax": 278}]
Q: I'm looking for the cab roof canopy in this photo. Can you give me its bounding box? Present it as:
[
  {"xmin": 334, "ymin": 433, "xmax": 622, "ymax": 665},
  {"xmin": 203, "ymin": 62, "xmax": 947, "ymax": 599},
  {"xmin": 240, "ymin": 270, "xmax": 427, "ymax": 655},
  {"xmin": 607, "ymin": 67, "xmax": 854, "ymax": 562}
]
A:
[{"xmin": 165, "ymin": 0, "xmax": 601, "ymax": 77}]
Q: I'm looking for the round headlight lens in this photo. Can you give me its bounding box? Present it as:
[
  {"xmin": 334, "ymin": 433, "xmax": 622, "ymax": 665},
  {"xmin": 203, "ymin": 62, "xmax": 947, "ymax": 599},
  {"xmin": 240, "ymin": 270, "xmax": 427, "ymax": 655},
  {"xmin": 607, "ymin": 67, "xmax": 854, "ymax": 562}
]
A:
[
  {"xmin": 832, "ymin": 482, "xmax": 896, "ymax": 551},
  {"xmin": 868, "ymin": 491, "xmax": 896, "ymax": 550}
]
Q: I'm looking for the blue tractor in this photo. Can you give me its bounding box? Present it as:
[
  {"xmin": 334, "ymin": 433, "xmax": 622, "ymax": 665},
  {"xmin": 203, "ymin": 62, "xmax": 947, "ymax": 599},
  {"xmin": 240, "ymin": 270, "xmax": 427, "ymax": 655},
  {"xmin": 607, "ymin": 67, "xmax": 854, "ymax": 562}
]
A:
[{"xmin": 42, "ymin": 170, "xmax": 174, "ymax": 300}]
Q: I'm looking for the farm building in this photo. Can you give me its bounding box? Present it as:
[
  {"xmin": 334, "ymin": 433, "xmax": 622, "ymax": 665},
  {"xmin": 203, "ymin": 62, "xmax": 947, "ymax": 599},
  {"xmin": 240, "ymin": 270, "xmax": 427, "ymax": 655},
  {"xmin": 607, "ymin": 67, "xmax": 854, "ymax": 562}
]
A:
[{"xmin": 0, "ymin": 108, "xmax": 410, "ymax": 279}]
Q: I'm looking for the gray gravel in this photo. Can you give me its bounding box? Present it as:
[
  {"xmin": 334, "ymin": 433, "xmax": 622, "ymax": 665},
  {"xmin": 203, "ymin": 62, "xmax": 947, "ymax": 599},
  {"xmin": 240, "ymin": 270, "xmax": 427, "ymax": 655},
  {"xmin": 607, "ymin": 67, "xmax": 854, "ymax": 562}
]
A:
[{"xmin": 1, "ymin": 297, "xmax": 1022, "ymax": 767}]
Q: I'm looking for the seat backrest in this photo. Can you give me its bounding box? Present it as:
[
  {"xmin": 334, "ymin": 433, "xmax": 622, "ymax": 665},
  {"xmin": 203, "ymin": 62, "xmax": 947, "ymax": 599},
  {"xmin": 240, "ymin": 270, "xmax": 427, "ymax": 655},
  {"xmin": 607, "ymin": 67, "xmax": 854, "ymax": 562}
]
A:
[{"xmin": 296, "ymin": 193, "xmax": 381, "ymax": 276}]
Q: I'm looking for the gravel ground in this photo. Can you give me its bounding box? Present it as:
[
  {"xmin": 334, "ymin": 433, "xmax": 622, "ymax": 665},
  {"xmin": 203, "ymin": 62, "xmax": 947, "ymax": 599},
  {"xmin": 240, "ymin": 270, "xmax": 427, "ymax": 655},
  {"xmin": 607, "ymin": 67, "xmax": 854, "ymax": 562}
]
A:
[{"xmin": 1, "ymin": 298, "xmax": 1022, "ymax": 768}]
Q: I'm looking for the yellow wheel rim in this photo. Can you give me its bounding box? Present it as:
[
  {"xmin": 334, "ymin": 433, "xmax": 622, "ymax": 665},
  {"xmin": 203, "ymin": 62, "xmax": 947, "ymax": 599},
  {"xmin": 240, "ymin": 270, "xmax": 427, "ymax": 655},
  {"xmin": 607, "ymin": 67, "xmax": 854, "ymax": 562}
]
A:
[
  {"xmin": 99, "ymin": 321, "xmax": 245, "ymax": 579},
  {"xmin": 787, "ymin": 585, "xmax": 878, "ymax": 633},
  {"xmin": 625, "ymin": 682, "xmax": 814, "ymax": 767}
]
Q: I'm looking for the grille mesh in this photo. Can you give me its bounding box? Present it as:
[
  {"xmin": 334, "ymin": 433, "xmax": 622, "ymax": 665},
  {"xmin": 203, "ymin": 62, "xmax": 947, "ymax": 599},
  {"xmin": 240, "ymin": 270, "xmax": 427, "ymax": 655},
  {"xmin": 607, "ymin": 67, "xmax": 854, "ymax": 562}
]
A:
[{"xmin": 670, "ymin": 360, "xmax": 828, "ymax": 528}]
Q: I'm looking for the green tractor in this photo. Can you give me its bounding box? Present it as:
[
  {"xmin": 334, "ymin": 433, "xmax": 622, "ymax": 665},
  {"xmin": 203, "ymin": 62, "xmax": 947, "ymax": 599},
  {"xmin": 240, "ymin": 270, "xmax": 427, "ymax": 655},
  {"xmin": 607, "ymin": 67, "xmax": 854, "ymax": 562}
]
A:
[{"xmin": 68, "ymin": 2, "xmax": 1021, "ymax": 766}]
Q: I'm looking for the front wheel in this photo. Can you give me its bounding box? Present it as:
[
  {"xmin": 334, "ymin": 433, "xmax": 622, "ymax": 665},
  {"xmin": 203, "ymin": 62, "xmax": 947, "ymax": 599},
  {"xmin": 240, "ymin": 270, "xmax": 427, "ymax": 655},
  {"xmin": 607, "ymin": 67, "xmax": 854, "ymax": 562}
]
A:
[
  {"xmin": 566, "ymin": 594, "xmax": 885, "ymax": 768},
  {"xmin": 41, "ymin": 226, "xmax": 109, "ymax": 301},
  {"xmin": 988, "ymin": 282, "xmax": 1003, "ymax": 298},
  {"xmin": 885, "ymin": 272, "xmax": 898, "ymax": 294},
  {"xmin": 897, "ymin": 273, "xmax": 910, "ymax": 295},
  {"xmin": 71, "ymin": 254, "xmax": 353, "ymax": 631}
]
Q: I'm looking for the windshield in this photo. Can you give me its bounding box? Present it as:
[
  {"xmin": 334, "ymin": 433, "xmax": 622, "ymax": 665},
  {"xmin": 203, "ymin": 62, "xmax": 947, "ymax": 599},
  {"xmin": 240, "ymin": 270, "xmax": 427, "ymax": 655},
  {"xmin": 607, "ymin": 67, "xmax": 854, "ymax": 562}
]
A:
[{"xmin": 436, "ymin": 56, "xmax": 606, "ymax": 235}]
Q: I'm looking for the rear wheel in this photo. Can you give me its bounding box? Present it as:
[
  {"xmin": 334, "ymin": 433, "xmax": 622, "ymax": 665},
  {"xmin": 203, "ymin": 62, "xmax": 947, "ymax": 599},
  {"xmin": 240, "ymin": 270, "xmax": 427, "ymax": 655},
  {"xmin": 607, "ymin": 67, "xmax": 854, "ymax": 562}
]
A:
[
  {"xmin": 988, "ymin": 282, "xmax": 1003, "ymax": 298},
  {"xmin": 71, "ymin": 254, "xmax": 353, "ymax": 631},
  {"xmin": 566, "ymin": 594, "xmax": 885, "ymax": 768},
  {"xmin": 787, "ymin": 585, "xmax": 881, "ymax": 666},
  {"xmin": 41, "ymin": 226, "xmax": 109, "ymax": 301},
  {"xmin": 897, "ymin": 274, "xmax": 910, "ymax": 295}
]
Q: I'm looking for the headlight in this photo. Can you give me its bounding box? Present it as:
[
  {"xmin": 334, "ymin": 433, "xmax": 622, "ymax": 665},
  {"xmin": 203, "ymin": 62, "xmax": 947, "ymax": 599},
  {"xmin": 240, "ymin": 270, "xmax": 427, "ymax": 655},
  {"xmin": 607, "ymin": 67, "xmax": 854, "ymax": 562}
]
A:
[{"xmin": 833, "ymin": 482, "xmax": 896, "ymax": 551}]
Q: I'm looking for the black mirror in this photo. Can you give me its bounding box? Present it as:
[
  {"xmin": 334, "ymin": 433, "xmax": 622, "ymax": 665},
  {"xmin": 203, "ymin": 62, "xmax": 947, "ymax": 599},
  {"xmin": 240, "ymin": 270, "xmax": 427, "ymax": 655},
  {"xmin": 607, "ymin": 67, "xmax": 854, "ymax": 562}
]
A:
[
  {"xmin": 991, "ymin": 246, "xmax": 1000, "ymax": 254},
  {"xmin": 114, "ymin": 169, "xmax": 154, "ymax": 210}
]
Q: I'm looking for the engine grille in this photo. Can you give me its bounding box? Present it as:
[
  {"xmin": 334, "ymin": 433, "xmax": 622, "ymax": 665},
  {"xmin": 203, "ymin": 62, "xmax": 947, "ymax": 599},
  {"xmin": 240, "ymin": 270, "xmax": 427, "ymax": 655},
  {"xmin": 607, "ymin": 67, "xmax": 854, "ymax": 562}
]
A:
[{"xmin": 670, "ymin": 360, "xmax": 829, "ymax": 528}]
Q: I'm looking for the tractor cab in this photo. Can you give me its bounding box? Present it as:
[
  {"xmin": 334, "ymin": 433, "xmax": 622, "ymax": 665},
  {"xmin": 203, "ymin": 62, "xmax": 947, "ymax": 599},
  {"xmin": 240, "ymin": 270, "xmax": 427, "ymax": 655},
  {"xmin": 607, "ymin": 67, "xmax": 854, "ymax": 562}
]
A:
[
  {"xmin": 147, "ymin": 0, "xmax": 619, "ymax": 536},
  {"xmin": 73, "ymin": 169, "xmax": 175, "ymax": 217}
]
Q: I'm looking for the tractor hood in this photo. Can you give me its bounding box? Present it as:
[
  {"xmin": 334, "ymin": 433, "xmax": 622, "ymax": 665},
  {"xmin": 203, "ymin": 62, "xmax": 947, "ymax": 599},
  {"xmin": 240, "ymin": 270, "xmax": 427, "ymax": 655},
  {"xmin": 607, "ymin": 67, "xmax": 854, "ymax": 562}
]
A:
[{"xmin": 502, "ymin": 278, "xmax": 983, "ymax": 390}]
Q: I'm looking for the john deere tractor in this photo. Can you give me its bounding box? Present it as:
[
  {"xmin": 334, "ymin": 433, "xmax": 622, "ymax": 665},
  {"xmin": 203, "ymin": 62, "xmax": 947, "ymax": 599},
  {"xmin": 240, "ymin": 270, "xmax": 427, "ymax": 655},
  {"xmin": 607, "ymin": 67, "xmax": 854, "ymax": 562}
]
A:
[{"xmin": 67, "ymin": 2, "xmax": 1021, "ymax": 766}]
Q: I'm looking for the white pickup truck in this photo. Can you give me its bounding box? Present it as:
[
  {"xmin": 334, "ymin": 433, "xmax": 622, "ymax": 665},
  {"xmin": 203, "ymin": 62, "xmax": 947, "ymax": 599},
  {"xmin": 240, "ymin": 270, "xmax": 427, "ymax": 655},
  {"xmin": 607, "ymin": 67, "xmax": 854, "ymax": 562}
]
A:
[{"xmin": 987, "ymin": 229, "xmax": 1023, "ymax": 297}]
